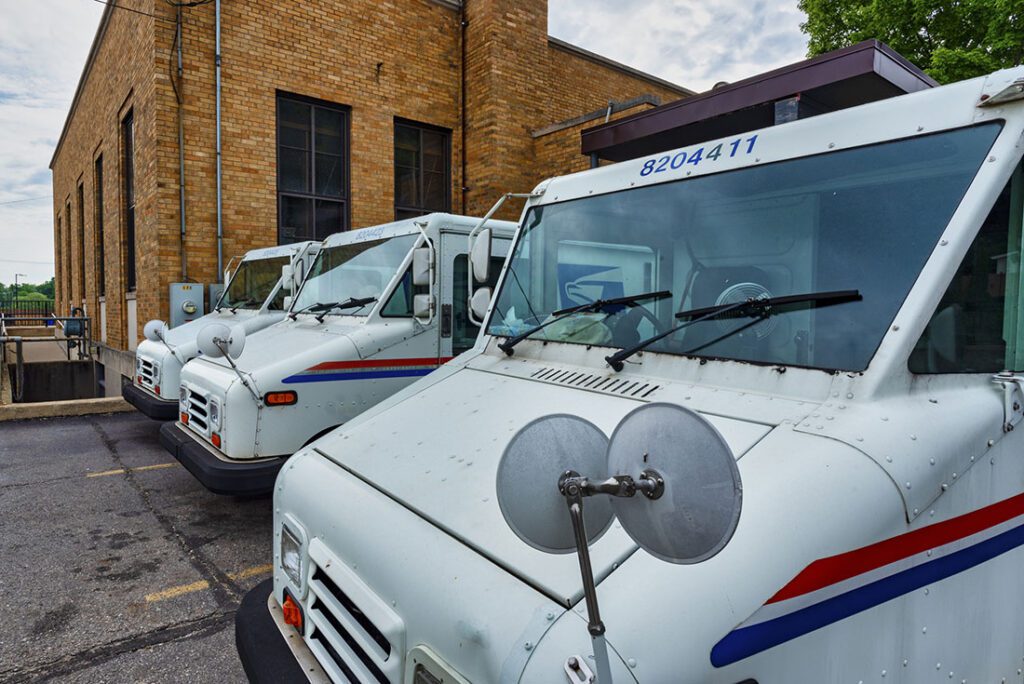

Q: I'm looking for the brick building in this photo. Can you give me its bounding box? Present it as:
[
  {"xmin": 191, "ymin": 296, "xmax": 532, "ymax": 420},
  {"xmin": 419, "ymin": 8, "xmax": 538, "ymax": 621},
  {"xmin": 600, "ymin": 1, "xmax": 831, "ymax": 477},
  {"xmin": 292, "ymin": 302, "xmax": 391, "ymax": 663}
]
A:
[{"xmin": 50, "ymin": 0, "xmax": 690, "ymax": 363}]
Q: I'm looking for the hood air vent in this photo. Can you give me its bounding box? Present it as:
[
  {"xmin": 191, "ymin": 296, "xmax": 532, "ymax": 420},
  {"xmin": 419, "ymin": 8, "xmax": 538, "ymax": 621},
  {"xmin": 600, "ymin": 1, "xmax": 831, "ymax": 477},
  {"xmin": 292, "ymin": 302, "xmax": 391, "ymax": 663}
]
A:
[{"xmin": 529, "ymin": 366, "xmax": 660, "ymax": 399}]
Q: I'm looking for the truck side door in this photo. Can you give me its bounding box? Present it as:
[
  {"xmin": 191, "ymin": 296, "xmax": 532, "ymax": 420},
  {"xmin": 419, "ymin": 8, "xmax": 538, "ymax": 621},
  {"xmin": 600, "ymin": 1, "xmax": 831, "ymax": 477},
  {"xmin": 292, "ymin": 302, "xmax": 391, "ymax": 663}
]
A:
[{"xmin": 439, "ymin": 234, "xmax": 510, "ymax": 358}]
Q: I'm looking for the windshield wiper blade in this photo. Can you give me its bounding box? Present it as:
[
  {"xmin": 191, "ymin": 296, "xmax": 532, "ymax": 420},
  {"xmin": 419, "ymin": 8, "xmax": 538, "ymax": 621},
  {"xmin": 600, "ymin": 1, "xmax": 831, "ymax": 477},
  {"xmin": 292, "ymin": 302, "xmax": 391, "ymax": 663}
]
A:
[
  {"xmin": 229, "ymin": 297, "xmax": 259, "ymax": 313},
  {"xmin": 314, "ymin": 296, "xmax": 378, "ymax": 322},
  {"xmin": 605, "ymin": 289, "xmax": 861, "ymax": 371},
  {"xmin": 498, "ymin": 290, "xmax": 672, "ymax": 356}
]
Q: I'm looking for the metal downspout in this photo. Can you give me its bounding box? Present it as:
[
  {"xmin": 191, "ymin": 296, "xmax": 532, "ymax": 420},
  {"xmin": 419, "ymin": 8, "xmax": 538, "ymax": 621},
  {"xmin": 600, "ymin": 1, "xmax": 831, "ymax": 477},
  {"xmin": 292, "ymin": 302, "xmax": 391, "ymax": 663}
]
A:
[
  {"xmin": 215, "ymin": 0, "xmax": 223, "ymax": 281},
  {"xmin": 176, "ymin": 6, "xmax": 187, "ymax": 281}
]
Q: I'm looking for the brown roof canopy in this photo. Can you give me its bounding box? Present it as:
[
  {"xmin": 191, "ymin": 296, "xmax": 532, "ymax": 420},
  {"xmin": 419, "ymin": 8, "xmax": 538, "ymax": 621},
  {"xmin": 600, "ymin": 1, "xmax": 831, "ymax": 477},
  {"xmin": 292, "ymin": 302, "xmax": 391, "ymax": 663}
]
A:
[{"xmin": 581, "ymin": 40, "xmax": 938, "ymax": 163}]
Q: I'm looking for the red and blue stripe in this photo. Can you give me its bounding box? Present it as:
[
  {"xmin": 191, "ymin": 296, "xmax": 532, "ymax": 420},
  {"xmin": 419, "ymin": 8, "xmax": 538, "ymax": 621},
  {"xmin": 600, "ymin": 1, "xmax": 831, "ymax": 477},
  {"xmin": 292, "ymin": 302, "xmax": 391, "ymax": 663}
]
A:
[
  {"xmin": 282, "ymin": 357, "xmax": 451, "ymax": 384},
  {"xmin": 711, "ymin": 491, "xmax": 1024, "ymax": 667}
]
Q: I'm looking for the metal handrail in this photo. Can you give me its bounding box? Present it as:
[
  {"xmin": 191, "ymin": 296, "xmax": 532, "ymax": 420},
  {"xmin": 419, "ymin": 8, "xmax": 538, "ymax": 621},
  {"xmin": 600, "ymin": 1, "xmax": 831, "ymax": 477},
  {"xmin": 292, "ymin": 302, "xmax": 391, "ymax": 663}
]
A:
[{"xmin": 0, "ymin": 314, "xmax": 93, "ymax": 403}]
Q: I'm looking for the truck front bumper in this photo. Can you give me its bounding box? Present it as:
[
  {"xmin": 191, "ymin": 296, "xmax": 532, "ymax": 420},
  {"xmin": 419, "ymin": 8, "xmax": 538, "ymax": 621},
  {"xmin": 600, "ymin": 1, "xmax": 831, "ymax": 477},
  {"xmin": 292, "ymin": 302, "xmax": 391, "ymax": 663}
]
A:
[
  {"xmin": 158, "ymin": 422, "xmax": 286, "ymax": 496},
  {"xmin": 236, "ymin": 578, "xmax": 328, "ymax": 684},
  {"xmin": 122, "ymin": 379, "xmax": 178, "ymax": 421}
]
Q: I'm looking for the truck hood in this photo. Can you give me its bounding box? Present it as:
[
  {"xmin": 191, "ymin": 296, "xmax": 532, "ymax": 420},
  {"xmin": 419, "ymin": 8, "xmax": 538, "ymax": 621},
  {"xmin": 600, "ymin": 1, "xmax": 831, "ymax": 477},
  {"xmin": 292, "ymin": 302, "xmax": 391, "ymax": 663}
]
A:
[
  {"xmin": 143, "ymin": 309, "xmax": 282, "ymax": 363},
  {"xmin": 200, "ymin": 317, "xmax": 363, "ymax": 374},
  {"xmin": 310, "ymin": 362, "xmax": 777, "ymax": 606}
]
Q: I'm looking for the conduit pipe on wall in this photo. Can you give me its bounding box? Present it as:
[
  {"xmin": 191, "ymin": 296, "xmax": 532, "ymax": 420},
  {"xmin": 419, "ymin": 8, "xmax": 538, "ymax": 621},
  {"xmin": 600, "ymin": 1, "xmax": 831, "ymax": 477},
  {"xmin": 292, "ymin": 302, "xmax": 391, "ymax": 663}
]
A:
[
  {"xmin": 175, "ymin": 6, "xmax": 187, "ymax": 281},
  {"xmin": 215, "ymin": 0, "xmax": 223, "ymax": 281}
]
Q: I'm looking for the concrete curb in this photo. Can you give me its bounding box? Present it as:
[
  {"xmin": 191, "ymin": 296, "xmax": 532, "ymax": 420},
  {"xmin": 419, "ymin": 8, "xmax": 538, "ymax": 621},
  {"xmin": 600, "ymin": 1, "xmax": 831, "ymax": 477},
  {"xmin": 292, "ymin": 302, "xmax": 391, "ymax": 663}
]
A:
[{"xmin": 0, "ymin": 397, "xmax": 133, "ymax": 422}]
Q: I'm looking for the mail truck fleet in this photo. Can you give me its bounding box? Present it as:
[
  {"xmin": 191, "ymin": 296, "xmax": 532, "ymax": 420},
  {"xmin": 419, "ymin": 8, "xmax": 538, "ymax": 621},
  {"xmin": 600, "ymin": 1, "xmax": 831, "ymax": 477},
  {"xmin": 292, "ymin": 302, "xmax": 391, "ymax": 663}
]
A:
[
  {"xmin": 236, "ymin": 68, "xmax": 1024, "ymax": 683},
  {"xmin": 124, "ymin": 242, "xmax": 319, "ymax": 420},
  {"xmin": 159, "ymin": 214, "xmax": 514, "ymax": 496}
]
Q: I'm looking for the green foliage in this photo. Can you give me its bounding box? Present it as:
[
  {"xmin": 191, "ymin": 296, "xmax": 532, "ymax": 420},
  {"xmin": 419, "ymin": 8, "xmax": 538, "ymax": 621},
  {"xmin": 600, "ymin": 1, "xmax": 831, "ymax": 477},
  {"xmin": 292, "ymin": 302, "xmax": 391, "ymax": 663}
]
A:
[
  {"xmin": 0, "ymin": 278, "xmax": 55, "ymax": 300},
  {"xmin": 799, "ymin": 0, "xmax": 1024, "ymax": 84}
]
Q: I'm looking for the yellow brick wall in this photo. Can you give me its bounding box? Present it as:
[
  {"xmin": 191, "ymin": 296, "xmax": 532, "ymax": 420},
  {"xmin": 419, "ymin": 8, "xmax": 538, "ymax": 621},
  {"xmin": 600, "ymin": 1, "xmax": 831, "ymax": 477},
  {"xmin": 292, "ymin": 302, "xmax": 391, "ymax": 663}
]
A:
[
  {"xmin": 51, "ymin": 0, "xmax": 691, "ymax": 352},
  {"xmin": 50, "ymin": 2, "xmax": 156, "ymax": 350}
]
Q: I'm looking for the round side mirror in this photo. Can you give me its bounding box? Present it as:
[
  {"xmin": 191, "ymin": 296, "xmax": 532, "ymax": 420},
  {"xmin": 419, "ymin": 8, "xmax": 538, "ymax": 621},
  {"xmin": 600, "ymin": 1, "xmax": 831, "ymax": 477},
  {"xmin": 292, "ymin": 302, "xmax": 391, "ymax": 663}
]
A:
[
  {"xmin": 197, "ymin": 323, "xmax": 246, "ymax": 359},
  {"xmin": 143, "ymin": 319, "xmax": 168, "ymax": 342}
]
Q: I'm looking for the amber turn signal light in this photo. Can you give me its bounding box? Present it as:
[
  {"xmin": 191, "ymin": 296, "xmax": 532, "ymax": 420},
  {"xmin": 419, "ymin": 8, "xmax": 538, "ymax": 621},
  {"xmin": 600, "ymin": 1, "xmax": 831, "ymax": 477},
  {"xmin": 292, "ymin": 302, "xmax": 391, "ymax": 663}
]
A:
[
  {"xmin": 264, "ymin": 391, "xmax": 298, "ymax": 406},
  {"xmin": 282, "ymin": 592, "xmax": 303, "ymax": 631},
  {"xmin": 211, "ymin": 433, "xmax": 221, "ymax": 448},
  {"xmin": 154, "ymin": 385, "xmax": 161, "ymax": 396},
  {"xmin": 180, "ymin": 412, "xmax": 189, "ymax": 424}
]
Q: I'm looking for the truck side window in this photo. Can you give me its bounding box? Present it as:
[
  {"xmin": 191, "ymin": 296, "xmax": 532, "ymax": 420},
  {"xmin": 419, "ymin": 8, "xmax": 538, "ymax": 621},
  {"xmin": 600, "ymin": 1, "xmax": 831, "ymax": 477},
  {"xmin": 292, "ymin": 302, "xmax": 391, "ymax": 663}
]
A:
[
  {"xmin": 910, "ymin": 165, "xmax": 1022, "ymax": 373},
  {"xmin": 380, "ymin": 267, "xmax": 426, "ymax": 317},
  {"xmin": 452, "ymin": 254, "xmax": 504, "ymax": 354}
]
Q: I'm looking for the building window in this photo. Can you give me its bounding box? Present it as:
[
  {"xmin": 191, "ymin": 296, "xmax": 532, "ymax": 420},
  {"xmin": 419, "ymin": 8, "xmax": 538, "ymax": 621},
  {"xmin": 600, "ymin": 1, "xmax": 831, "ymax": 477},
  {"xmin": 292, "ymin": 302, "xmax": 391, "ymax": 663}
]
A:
[
  {"xmin": 77, "ymin": 181, "xmax": 85, "ymax": 301},
  {"xmin": 94, "ymin": 155, "xmax": 105, "ymax": 297},
  {"xmin": 394, "ymin": 119, "xmax": 450, "ymax": 220},
  {"xmin": 122, "ymin": 111, "xmax": 136, "ymax": 291},
  {"xmin": 276, "ymin": 94, "xmax": 348, "ymax": 244}
]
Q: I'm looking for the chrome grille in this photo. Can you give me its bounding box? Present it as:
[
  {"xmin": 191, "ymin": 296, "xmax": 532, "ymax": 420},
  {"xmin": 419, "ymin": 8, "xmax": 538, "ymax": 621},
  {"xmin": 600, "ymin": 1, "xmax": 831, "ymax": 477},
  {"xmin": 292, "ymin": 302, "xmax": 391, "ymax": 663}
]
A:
[{"xmin": 304, "ymin": 541, "xmax": 404, "ymax": 684}]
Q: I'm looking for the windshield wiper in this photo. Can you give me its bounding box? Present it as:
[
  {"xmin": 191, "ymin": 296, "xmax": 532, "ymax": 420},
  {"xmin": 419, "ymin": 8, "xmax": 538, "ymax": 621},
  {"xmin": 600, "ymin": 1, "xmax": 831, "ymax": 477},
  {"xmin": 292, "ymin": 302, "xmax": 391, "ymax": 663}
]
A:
[
  {"xmin": 314, "ymin": 296, "xmax": 378, "ymax": 323},
  {"xmin": 604, "ymin": 289, "xmax": 861, "ymax": 371},
  {"xmin": 498, "ymin": 290, "xmax": 672, "ymax": 356},
  {"xmin": 229, "ymin": 297, "xmax": 259, "ymax": 313}
]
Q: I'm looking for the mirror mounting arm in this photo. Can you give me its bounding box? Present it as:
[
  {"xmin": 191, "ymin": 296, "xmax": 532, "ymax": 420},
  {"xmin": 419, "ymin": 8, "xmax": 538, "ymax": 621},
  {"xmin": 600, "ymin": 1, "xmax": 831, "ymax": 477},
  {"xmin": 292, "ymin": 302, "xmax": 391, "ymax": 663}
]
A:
[
  {"xmin": 215, "ymin": 339, "xmax": 263, "ymax": 406},
  {"xmin": 559, "ymin": 469, "xmax": 615, "ymax": 683}
]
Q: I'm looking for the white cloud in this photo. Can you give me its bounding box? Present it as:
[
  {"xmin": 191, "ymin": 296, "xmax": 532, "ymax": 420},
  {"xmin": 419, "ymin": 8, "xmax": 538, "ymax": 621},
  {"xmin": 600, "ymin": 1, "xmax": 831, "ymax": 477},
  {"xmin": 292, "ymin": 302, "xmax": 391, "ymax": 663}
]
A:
[
  {"xmin": 0, "ymin": 0, "xmax": 104, "ymax": 286},
  {"xmin": 549, "ymin": 0, "xmax": 808, "ymax": 93}
]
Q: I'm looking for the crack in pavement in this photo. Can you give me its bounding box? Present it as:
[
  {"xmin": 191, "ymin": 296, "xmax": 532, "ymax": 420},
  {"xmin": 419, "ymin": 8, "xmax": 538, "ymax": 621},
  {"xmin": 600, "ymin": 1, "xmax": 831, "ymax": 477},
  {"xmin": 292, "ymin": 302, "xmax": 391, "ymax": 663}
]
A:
[
  {"xmin": 0, "ymin": 610, "xmax": 234, "ymax": 683},
  {"xmin": 88, "ymin": 418, "xmax": 242, "ymax": 608}
]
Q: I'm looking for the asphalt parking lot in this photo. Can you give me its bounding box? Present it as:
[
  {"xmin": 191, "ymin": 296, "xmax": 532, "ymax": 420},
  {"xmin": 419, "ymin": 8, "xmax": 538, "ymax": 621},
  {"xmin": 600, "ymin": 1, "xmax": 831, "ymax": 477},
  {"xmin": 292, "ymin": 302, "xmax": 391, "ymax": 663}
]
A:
[{"xmin": 0, "ymin": 412, "xmax": 271, "ymax": 683}]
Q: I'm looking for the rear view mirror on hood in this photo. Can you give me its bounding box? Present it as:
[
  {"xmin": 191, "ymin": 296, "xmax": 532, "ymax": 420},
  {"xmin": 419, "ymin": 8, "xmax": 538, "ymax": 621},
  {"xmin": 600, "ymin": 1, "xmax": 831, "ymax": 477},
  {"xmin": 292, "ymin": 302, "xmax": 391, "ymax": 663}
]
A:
[{"xmin": 281, "ymin": 264, "xmax": 294, "ymax": 291}]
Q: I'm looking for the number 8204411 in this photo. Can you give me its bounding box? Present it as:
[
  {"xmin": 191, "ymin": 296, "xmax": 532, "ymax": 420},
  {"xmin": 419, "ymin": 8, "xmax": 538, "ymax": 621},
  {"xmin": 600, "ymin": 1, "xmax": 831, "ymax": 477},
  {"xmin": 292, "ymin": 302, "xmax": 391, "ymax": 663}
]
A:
[{"xmin": 639, "ymin": 135, "xmax": 758, "ymax": 177}]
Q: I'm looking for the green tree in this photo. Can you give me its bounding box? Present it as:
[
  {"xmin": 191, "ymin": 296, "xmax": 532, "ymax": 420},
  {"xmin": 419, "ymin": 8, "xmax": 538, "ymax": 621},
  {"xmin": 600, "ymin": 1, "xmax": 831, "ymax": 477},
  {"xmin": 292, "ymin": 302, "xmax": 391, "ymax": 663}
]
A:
[{"xmin": 799, "ymin": 0, "xmax": 1024, "ymax": 84}]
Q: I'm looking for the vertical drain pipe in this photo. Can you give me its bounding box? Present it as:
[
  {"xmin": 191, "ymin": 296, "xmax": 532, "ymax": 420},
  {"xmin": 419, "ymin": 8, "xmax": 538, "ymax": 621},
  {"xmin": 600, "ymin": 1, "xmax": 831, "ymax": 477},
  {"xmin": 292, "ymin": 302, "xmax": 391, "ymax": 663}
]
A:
[
  {"xmin": 175, "ymin": 5, "xmax": 187, "ymax": 281},
  {"xmin": 215, "ymin": 0, "xmax": 223, "ymax": 281}
]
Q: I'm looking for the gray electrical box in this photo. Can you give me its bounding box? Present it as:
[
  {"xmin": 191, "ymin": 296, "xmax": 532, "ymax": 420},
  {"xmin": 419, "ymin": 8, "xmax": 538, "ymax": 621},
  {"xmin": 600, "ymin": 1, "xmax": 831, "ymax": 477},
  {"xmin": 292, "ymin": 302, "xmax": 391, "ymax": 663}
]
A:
[
  {"xmin": 169, "ymin": 283, "xmax": 205, "ymax": 328},
  {"xmin": 208, "ymin": 283, "xmax": 226, "ymax": 311}
]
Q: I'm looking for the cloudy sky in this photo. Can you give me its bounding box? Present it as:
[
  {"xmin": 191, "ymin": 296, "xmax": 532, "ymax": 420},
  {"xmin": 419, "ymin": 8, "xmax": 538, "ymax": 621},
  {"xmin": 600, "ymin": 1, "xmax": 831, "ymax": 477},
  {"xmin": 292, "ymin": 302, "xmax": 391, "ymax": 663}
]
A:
[{"xmin": 0, "ymin": 0, "xmax": 807, "ymax": 287}]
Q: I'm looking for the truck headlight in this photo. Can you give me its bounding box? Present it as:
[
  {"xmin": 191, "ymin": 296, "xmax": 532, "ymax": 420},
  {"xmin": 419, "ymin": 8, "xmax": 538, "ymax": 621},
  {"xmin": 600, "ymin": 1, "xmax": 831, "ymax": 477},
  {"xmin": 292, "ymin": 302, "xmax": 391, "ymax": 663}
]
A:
[
  {"xmin": 280, "ymin": 525, "xmax": 303, "ymax": 587},
  {"xmin": 152, "ymin": 361, "xmax": 160, "ymax": 379},
  {"xmin": 208, "ymin": 399, "xmax": 220, "ymax": 427},
  {"xmin": 179, "ymin": 386, "xmax": 187, "ymax": 405}
]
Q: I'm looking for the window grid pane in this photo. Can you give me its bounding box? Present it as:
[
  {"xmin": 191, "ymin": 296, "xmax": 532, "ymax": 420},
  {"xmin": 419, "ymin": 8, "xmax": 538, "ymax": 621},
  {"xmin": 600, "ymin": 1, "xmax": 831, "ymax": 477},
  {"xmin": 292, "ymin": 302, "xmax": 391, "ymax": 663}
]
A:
[
  {"xmin": 277, "ymin": 95, "xmax": 348, "ymax": 244},
  {"xmin": 394, "ymin": 121, "xmax": 450, "ymax": 220}
]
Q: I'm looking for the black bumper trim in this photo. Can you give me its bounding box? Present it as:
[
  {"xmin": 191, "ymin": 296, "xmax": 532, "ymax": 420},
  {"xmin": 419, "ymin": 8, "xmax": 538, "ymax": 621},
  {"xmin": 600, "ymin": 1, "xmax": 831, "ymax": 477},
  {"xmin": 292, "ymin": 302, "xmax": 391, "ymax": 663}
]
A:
[
  {"xmin": 122, "ymin": 379, "xmax": 179, "ymax": 421},
  {"xmin": 158, "ymin": 422, "xmax": 285, "ymax": 496},
  {"xmin": 235, "ymin": 578, "xmax": 310, "ymax": 684}
]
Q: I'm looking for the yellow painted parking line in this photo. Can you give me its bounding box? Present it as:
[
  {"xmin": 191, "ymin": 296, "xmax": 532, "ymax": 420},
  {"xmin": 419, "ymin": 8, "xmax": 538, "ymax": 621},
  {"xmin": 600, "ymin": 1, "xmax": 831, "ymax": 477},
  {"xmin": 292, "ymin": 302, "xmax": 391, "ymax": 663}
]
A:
[
  {"xmin": 145, "ymin": 580, "xmax": 210, "ymax": 603},
  {"xmin": 86, "ymin": 462, "xmax": 180, "ymax": 478},
  {"xmin": 145, "ymin": 564, "xmax": 274, "ymax": 603},
  {"xmin": 233, "ymin": 563, "xmax": 274, "ymax": 580}
]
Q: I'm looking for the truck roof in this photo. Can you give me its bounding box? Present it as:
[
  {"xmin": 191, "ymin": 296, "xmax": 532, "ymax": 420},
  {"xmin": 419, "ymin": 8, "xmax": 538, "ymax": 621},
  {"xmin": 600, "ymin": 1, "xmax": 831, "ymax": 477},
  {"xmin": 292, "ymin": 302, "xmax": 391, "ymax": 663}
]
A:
[
  {"xmin": 321, "ymin": 213, "xmax": 518, "ymax": 249},
  {"xmin": 240, "ymin": 240, "xmax": 318, "ymax": 262}
]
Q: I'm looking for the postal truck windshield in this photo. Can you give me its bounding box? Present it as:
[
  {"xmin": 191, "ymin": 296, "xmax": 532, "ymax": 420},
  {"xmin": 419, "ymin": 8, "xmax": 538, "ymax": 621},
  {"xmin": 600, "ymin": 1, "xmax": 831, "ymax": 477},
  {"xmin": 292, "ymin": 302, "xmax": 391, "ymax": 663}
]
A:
[
  {"xmin": 292, "ymin": 234, "xmax": 417, "ymax": 317},
  {"xmin": 488, "ymin": 123, "xmax": 1001, "ymax": 371},
  {"xmin": 217, "ymin": 256, "xmax": 291, "ymax": 311}
]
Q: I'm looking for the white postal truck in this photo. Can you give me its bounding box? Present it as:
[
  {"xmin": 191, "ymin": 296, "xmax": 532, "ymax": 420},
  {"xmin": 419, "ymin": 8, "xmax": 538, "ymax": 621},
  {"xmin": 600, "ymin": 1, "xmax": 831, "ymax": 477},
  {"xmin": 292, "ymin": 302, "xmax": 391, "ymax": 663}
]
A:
[
  {"xmin": 235, "ymin": 68, "xmax": 1024, "ymax": 683},
  {"xmin": 123, "ymin": 242, "xmax": 319, "ymax": 420},
  {"xmin": 159, "ymin": 214, "xmax": 514, "ymax": 496}
]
